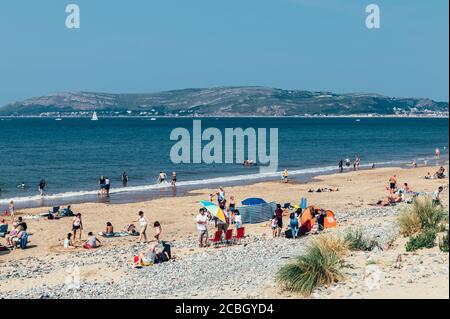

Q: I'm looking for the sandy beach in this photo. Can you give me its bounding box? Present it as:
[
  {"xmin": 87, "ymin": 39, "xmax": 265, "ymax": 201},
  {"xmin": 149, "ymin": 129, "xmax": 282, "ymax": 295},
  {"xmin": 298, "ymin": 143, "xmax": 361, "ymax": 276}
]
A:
[{"xmin": 1, "ymin": 164, "xmax": 448, "ymax": 299}]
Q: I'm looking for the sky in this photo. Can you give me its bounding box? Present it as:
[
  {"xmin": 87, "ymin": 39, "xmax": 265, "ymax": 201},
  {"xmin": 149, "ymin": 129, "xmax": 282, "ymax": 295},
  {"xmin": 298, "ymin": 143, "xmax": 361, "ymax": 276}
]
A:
[{"xmin": 0, "ymin": 0, "xmax": 448, "ymax": 106}]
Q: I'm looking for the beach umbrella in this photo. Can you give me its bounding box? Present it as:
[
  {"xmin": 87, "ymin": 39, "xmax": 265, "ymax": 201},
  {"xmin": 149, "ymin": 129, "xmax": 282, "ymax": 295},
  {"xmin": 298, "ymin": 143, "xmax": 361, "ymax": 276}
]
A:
[
  {"xmin": 241, "ymin": 198, "xmax": 267, "ymax": 206},
  {"xmin": 200, "ymin": 200, "xmax": 227, "ymax": 223}
]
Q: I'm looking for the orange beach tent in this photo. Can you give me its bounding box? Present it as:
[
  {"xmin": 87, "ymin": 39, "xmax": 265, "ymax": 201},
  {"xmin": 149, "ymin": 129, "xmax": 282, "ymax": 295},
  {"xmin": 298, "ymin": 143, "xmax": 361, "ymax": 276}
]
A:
[{"xmin": 299, "ymin": 206, "xmax": 337, "ymax": 234}]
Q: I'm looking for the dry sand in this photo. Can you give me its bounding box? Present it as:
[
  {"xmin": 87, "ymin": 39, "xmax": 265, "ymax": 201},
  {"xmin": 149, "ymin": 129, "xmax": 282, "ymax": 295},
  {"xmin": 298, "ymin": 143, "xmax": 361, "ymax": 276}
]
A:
[{"xmin": 0, "ymin": 164, "xmax": 448, "ymax": 298}]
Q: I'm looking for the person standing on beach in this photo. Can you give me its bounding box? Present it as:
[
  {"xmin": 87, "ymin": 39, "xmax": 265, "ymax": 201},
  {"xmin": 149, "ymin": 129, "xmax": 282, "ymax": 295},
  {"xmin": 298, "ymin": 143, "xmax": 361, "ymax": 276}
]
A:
[
  {"xmin": 196, "ymin": 208, "xmax": 209, "ymax": 248},
  {"xmin": 275, "ymin": 204, "xmax": 283, "ymax": 237},
  {"xmin": 38, "ymin": 179, "xmax": 46, "ymax": 196},
  {"xmin": 282, "ymin": 169, "xmax": 289, "ymax": 183},
  {"xmin": 135, "ymin": 211, "xmax": 148, "ymax": 243},
  {"xmin": 389, "ymin": 175, "xmax": 397, "ymax": 194},
  {"xmin": 8, "ymin": 201, "xmax": 15, "ymax": 224},
  {"xmin": 72, "ymin": 213, "xmax": 83, "ymax": 242},
  {"xmin": 338, "ymin": 160, "xmax": 343, "ymax": 173}
]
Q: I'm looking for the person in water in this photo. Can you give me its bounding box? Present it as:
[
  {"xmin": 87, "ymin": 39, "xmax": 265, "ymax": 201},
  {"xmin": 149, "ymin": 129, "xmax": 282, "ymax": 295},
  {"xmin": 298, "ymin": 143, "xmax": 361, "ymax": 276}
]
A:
[
  {"xmin": 158, "ymin": 172, "xmax": 167, "ymax": 184},
  {"xmin": 122, "ymin": 172, "xmax": 128, "ymax": 187},
  {"xmin": 338, "ymin": 160, "xmax": 343, "ymax": 173},
  {"xmin": 282, "ymin": 169, "xmax": 289, "ymax": 183},
  {"xmin": 38, "ymin": 179, "xmax": 46, "ymax": 196},
  {"xmin": 171, "ymin": 172, "xmax": 177, "ymax": 186}
]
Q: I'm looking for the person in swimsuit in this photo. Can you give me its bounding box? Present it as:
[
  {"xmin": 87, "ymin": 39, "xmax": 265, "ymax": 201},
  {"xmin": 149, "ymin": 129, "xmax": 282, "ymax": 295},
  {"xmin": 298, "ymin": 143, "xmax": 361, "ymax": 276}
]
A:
[
  {"xmin": 171, "ymin": 172, "xmax": 177, "ymax": 186},
  {"xmin": 8, "ymin": 201, "xmax": 15, "ymax": 224},
  {"xmin": 72, "ymin": 213, "xmax": 83, "ymax": 242},
  {"xmin": 389, "ymin": 175, "xmax": 397, "ymax": 194},
  {"xmin": 436, "ymin": 147, "xmax": 441, "ymax": 159},
  {"xmin": 338, "ymin": 160, "xmax": 343, "ymax": 173},
  {"xmin": 104, "ymin": 177, "xmax": 110, "ymax": 196},
  {"xmin": 122, "ymin": 172, "xmax": 128, "ymax": 187},
  {"xmin": 153, "ymin": 221, "xmax": 162, "ymax": 242},
  {"xmin": 229, "ymin": 195, "xmax": 236, "ymax": 212},
  {"xmin": 98, "ymin": 176, "xmax": 106, "ymax": 195},
  {"xmin": 135, "ymin": 211, "xmax": 148, "ymax": 243},
  {"xmin": 158, "ymin": 172, "xmax": 167, "ymax": 184},
  {"xmin": 282, "ymin": 169, "xmax": 289, "ymax": 183},
  {"xmin": 38, "ymin": 179, "xmax": 46, "ymax": 196},
  {"xmin": 345, "ymin": 158, "xmax": 351, "ymax": 171}
]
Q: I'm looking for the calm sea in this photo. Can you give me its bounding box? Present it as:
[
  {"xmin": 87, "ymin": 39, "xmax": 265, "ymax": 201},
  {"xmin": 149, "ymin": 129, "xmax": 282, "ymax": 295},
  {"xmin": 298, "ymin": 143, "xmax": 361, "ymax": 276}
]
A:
[{"xmin": 0, "ymin": 117, "xmax": 448, "ymax": 210}]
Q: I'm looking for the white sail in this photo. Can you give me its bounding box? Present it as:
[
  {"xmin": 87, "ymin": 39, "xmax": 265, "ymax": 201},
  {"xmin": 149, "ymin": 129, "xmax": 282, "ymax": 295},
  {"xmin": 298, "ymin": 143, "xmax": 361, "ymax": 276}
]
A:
[{"xmin": 91, "ymin": 111, "xmax": 98, "ymax": 121}]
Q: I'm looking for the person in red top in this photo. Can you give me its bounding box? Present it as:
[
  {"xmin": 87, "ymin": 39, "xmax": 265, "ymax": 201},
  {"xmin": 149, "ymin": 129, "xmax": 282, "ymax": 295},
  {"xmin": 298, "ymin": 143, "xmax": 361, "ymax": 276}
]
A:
[{"xmin": 275, "ymin": 204, "xmax": 283, "ymax": 237}]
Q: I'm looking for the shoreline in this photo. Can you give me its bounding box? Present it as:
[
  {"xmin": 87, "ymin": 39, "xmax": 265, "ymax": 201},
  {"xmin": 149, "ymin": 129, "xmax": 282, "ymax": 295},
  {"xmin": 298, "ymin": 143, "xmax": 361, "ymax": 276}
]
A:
[
  {"xmin": 2, "ymin": 157, "xmax": 446, "ymax": 211},
  {"xmin": 1, "ymin": 115, "xmax": 449, "ymax": 119}
]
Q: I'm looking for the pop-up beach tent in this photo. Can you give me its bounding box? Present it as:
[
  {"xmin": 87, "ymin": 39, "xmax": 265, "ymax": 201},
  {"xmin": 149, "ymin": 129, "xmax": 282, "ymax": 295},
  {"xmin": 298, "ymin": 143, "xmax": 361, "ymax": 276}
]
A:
[{"xmin": 300, "ymin": 206, "xmax": 337, "ymax": 234}]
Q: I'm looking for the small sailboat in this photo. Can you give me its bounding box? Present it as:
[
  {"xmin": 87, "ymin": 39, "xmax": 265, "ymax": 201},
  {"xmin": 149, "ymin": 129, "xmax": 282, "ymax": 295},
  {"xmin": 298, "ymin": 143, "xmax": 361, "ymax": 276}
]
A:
[
  {"xmin": 55, "ymin": 116, "xmax": 62, "ymax": 121},
  {"xmin": 150, "ymin": 117, "xmax": 157, "ymax": 121},
  {"xmin": 91, "ymin": 111, "xmax": 98, "ymax": 121}
]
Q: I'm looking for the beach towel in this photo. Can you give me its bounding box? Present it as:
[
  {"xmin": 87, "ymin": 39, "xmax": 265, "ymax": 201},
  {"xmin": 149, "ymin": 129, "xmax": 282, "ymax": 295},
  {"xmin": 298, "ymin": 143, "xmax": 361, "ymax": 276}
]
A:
[{"xmin": 99, "ymin": 231, "xmax": 129, "ymax": 238}]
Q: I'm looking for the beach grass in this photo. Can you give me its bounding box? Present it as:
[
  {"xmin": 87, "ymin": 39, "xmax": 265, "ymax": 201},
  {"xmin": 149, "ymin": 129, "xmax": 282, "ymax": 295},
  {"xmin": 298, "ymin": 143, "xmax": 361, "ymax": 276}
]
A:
[
  {"xmin": 398, "ymin": 196, "xmax": 446, "ymax": 236},
  {"xmin": 276, "ymin": 235, "xmax": 347, "ymax": 296},
  {"xmin": 344, "ymin": 229, "xmax": 378, "ymax": 251},
  {"xmin": 405, "ymin": 228, "xmax": 437, "ymax": 252}
]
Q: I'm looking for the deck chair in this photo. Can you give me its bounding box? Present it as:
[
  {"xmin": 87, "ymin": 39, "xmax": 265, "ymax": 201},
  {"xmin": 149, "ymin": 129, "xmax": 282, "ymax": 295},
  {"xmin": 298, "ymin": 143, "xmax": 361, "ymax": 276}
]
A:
[
  {"xmin": 224, "ymin": 229, "xmax": 233, "ymax": 244},
  {"xmin": 233, "ymin": 227, "xmax": 245, "ymax": 243},
  {"xmin": 208, "ymin": 230, "xmax": 223, "ymax": 246}
]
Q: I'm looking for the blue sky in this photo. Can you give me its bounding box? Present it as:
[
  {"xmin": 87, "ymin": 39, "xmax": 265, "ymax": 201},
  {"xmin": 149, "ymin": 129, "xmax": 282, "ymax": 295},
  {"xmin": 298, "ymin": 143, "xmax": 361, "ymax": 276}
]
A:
[{"xmin": 0, "ymin": 0, "xmax": 448, "ymax": 106}]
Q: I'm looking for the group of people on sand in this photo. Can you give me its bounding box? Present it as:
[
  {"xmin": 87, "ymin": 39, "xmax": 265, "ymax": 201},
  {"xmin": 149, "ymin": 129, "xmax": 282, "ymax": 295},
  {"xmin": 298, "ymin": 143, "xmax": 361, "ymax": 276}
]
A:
[
  {"xmin": 338, "ymin": 156, "xmax": 361, "ymax": 173},
  {"xmin": 0, "ymin": 216, "xmax": 29, "ymax": 249},
  {"xmin": 197, "ymin": 187, "xmax": 242, "ymax": 248},
  {"xmin": 424, "ymin": 166, "xmax": 447, "ymax": 180}
]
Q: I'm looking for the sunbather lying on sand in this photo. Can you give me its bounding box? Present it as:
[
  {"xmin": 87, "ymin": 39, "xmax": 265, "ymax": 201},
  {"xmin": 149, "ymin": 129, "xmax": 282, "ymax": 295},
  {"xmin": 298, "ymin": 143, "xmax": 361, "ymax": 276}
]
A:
[{"xmin": 376, "ymin": 193, "xmax": 403, "ymax": 206}]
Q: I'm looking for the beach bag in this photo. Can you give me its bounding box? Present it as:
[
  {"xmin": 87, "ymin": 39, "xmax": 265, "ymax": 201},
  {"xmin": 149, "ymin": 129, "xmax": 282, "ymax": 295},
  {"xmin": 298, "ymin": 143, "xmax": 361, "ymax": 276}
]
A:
[
  {"xmin": 285, "ymin": 229, "xmax": 293, "ymax": 239},
  {"xmin": 20, "ymin": 233, "xmax": 29, "ymax": 249}
]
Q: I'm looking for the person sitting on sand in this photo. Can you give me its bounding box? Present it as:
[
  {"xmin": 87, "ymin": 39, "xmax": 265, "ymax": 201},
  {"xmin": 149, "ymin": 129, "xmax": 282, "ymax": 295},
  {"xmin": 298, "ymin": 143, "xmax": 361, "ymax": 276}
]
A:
[
  {"xmin": 125, "ymin": 224, "xmax": 139, "ymax": 236},
  {"xmin": 72, "ymin": 213, "xmax": 83, "ymax": 242},
  {"xmin": 135, "ymin": 211, "xmax": 149, "ymax": 243},
  {"xmin": 434, "ymin": 167, "xmax": 446, "ymax": 179},
  {"xmin": 403, "ymin": 183, "xmax": 413, "ymax": 193},
  {"xmin": 153, "ymin": 221, "xmax": 162, "ymax": 242},
  {"xmin": 100, "ymin": 222, "xmax": 114, "ymax": 237},
  {"xmin": 5, "ymin": 223, "xmax": 20, "ymax": 247},
  {"xmin": 432, "ymin": 186, "xmax": 444, "ymax": 206},
  {"xmin": 234, "ymin": 210, "xmax": 242, "ymax": 229},
  {"xmin": 64, "ymin": 233, "xmax": 76, "ymax": 249},
  {"xmin": 83, "ymin": 232, "xmax": 101, "ymax": 249},
  {"xmin": 133, "ymin": 242, "xmax": 157, "ymax": 268},
  {"xmin": 425, "ymin": 172, "xmax": 432, "ymax": 180}
]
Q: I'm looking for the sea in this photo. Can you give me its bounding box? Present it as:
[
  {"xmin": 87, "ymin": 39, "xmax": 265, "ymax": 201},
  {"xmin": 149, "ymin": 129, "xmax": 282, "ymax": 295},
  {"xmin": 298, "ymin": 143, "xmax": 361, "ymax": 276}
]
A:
[{"xmin": 0, "ymin": 117, "xmax": 448, "ymax": 211}]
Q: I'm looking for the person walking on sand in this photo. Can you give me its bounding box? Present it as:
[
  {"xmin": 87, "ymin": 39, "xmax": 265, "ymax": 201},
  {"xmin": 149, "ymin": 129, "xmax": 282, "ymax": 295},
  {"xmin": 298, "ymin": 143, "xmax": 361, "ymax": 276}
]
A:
[
  {"xmin": 72, "ymin": 213, "xmax": 83, "ymax": 242},
  {"xmin": 135, "ymin": 211, "xmax": 148, "ymax": 243},
  {"xmin": 196, "ymin": 208, "xmax": 209, "ymax": 248},
  {"xmin": 38, "ymin": 179, "xmax": 46, "ymax": 196},
  {"xmin": 153, "ymin": 221, "xmax": 162, "ymax": 242},
  {"xmin": 8, "ymin": 201, "xmax": 15, "ymax": 224}
]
